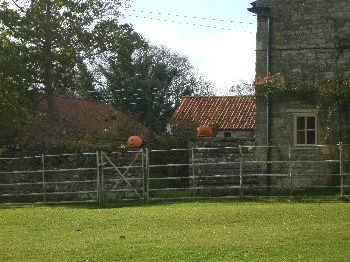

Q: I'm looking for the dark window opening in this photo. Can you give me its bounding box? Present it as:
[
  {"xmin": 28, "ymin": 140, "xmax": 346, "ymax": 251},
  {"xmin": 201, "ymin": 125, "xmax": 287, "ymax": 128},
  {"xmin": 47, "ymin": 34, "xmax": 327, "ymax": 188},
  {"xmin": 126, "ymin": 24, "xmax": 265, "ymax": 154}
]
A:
[
  {"xmin": 296, "ymin": 116, "xmax": 316, "ymax": 145},
  {"xmin": 224, "ymin": 132, "xmax": 232, "ymax": 138}
]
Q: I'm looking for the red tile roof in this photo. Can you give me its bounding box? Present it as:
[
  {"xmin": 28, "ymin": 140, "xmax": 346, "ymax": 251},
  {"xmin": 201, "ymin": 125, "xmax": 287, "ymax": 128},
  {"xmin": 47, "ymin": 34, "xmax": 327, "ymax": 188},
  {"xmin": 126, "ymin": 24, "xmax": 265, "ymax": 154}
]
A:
[
  {"xmin": 173, "ymin": 96, "xmax": 256, "ymax": 130},
  {"xmin": 39, "ymin": 96, "xmax": 153, "ymax": 138}
]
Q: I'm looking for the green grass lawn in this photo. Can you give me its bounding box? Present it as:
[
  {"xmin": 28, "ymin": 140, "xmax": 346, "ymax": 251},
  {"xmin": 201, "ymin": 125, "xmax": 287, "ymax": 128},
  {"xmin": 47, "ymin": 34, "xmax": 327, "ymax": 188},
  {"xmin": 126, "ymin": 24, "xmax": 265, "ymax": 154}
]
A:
[{"xmin": 1, "ymin": 200, "xmax": 350, "ymax": 261}]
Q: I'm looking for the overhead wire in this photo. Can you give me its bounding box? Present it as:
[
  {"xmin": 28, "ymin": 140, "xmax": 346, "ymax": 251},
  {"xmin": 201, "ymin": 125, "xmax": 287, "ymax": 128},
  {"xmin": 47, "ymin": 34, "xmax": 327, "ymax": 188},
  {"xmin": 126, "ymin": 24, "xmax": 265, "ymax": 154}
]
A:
[
  {"xmin": 122, "ymin": 13, "xmax": 255, "ymax": 33},
  {"xmin": 116, "ymin": 8, "xmax": 257, "ymax": 98},
  {"xmin": 125, "ymin": 8, "xmax": 255, "ymax": 25},
  {"xmin": 121, "ymin": 8, "xmax": 256, "ymax": 33}
]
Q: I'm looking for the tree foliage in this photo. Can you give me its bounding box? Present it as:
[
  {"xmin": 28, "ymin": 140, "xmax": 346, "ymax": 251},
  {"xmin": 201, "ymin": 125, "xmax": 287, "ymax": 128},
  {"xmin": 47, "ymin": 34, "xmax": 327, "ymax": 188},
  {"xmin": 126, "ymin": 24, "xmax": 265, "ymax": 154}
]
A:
[
  {"xmin": 229, "ymin": 81, "xmax": 255, "ymax": 96},
  {"xmin": 104, "ymin": 44, "xmax": 214, "ymax": 131},
  {"xmin": 0, "ymin": 0, "xmax": 129, "ymax": 117},
  {"xmin": 0, "ymin": 76, "xmax": 35, "ymax": 145},
  {"xmin": 0, "ymin": 0, "xmax": 215, "ymax": 146}
]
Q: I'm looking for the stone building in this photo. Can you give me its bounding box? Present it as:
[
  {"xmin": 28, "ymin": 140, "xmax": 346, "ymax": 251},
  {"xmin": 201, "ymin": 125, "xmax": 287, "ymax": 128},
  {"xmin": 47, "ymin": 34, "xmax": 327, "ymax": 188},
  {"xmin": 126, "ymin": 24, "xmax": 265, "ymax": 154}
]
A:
[
  {"xmin": 249, "ymin": 0, "xmax": 350, "ymax": 148},
  {"xmin": 172, "ymin": 96, "xmax": 255, "ymax": 139},
  {"xmin": 171, "ymin": 96, "xmax": 256, "ymax": 194},
  {"xmin": 248, "ymin": 0, "xmax": 350, "ymax": 189}
]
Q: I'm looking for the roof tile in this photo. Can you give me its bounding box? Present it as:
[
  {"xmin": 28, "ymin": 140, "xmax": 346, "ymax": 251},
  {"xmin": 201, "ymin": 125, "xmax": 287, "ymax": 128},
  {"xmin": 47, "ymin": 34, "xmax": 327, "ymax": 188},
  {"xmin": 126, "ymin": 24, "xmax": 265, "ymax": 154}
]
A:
[
  {"xmin": 173, "ymin": 96, "xmax": 256, "ymax": 130},
  {"xmin": 39, "ymin": 96, "xmax": 153, "ymax": 138}
]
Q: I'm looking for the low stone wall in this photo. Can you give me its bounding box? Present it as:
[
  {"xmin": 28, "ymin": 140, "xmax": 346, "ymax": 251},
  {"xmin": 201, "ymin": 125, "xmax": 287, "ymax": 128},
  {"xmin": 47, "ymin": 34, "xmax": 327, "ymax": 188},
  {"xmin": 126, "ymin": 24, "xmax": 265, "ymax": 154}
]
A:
[
  {"xmin": 188, "ymin": 137, "xmax": 346, "ymax": 196},
  {"xmin": 0, "ymin": 153, "xmax": 98, "ymax": 203},
  {"xmin": 189, "ymin": 137, "xmax": 257, "ymax": 194},
  {"xmin": 0, "ymin": 151, "xmax": 145, "ymax": 204},
  {"xmin": 257, "ymin": 145, "xmax": 343, "ymax": 194}
]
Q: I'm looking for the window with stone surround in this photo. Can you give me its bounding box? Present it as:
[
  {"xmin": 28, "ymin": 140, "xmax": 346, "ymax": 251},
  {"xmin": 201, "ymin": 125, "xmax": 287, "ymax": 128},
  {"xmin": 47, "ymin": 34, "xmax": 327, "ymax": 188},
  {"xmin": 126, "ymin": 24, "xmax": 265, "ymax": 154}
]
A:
[{"xmin": 294, "ymin": 115, "xmax": 317, "ymax": 145}]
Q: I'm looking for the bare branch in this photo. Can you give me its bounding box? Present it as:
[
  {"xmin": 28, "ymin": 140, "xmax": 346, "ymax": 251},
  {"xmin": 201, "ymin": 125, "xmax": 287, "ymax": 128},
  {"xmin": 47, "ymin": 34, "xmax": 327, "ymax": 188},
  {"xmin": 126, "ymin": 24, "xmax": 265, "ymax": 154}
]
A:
[{"xmin": 10, "ymin": 0, "xmax": 26, "ymax": 13}]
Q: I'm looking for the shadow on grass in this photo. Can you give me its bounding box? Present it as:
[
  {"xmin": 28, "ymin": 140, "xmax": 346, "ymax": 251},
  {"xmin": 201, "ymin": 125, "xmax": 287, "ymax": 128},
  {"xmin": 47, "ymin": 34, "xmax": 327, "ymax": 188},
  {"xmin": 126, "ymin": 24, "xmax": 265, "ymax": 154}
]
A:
[{"xmin": 1, "ymin": 196, "xmax": 349, "ymax": 210}]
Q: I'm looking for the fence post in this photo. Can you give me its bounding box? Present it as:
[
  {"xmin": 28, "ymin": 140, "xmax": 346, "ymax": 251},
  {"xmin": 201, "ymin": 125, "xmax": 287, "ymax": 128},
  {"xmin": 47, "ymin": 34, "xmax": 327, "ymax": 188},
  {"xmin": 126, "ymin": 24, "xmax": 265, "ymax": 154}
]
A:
[
  {"xmin": 339, "ymin": 142, "xmax": 344, "ymax": 199},
  {"xmin": 96, "ymin": 151, "xmax": 101, "ymax": 207},
  {"xmin": 41, "ymin": 153, "xmax": 46, "ymax": 203},
  {"xmin": 99, "ymin": 151, "xmax": 105, "ymax": 207},
  {"xmin": 143, "ymin": 148, "xmax": 150, "ymax": 202},
  {"xmin": 191, "ymin": 147, "xmax": 196, "ymax": 197},
  {"xmin": 141, "ymin": 148, "xmax": 145, "ymax": 201},
  {"xmin": 288, "ymin": 144, "xmax": 293, "ymax": 196},
  {"xmin": 239, "ymin": 145, "xmax": 243, "ymax": 198}
]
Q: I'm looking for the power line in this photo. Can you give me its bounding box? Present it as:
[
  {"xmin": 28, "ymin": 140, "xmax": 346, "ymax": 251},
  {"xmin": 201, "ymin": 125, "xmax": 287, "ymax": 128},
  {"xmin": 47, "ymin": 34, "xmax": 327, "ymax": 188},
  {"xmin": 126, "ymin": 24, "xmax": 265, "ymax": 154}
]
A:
[
  {"xmin": 125, "ymin": 8, "xmax": 255, "ymax": 26},
  {"xmin": 122, "ymin": 13, "xmax": 255, "ymax": 33}
]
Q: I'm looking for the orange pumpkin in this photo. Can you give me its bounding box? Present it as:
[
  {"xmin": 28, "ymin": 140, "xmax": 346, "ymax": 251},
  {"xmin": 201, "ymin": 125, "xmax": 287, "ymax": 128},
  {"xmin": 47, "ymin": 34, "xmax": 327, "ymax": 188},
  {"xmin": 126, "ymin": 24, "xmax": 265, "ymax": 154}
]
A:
[
  {"xmin": 197, "ymin": 126, "xmax": 214, "ymax": 137},
  {"xmin": 127, "ymin": 136, "xmax": 143, "ymax": 148}
]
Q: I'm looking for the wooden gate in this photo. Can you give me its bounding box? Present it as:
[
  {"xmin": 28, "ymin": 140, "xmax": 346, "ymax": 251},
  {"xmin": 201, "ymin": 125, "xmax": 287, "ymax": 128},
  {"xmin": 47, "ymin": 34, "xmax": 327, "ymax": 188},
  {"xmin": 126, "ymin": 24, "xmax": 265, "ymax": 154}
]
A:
[{"xmin": 99, "ymin": 150, "xmax": 146, "ymax": 205}]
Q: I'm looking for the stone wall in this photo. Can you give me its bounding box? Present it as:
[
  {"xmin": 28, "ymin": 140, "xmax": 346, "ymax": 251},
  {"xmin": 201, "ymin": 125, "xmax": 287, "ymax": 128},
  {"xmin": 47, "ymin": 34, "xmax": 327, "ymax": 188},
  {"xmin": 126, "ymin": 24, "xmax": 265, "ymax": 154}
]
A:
[
  {"xmin": 216, "ymin": 130, "xmax": 255, "ymax": 139},
  {"xmin": 187, "ymin": 136, "xmax": 343, "ymax": 195},
  {"xmin": 189, "ymin": 137, "xmax": 257, "ymax": 195},
  {"xmin": 254, "ymin": 94, "xmax": 340, "ymax": 188},
  {"xmin": 252, "ymin": 0, "xmax": 350, "ymax": 167},
  {"xmin": 0, "ymin": 151, "xmax": 144, "ymax": 204},
  {"xmin": 255, "ymin": 0, "xmax": 350, "ymax": 82},
  {"xmin": 255, "ymin": 94, "xmax": 318, "ymax": 147},
  {"xmin": 0, "ymin": 153, "xmax": 98, "ymax": 203}
]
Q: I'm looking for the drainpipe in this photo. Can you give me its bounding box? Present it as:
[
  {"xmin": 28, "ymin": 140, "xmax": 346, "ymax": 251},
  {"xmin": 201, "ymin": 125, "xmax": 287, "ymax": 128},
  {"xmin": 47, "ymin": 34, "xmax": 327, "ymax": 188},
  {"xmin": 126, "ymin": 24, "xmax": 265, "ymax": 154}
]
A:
[
  {"xmin": 248, "ymin": 2, "xmax": 272, "ymax": 178},
  {"xmin": 266, "ymin": 15, "xmax": 272, "ymax": 178},
  {"xmin": 266, "ymin": 15, "xmax": 272, "ymax": 77},
  {"xmin": 266, "ymin": 14, "xmax": 272, "ymax": 146}
]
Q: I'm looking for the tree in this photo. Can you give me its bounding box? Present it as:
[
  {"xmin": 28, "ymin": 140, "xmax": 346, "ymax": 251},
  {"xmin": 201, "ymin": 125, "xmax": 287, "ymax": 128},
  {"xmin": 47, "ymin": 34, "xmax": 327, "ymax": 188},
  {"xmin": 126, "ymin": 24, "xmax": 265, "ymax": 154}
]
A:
[
  {"xmin": 229, "ymin": 81, "xmax": 255, "ymax": 96},
  {"xmin": 0, "ymin": 36, "xmax": 36, "ymax": 148},
  {"xmin": 0, "ymin": 0, "xmax": 129, "ymax": 118},
  {"xmin": 105, "ymin": 44, "xmax": 214, "ymax": 131},
  {"xmin": 1, "ymin": 0, "xmax": 213, "ymax": 136},
  {"xmin": 0, "ymin": 75, "xmax": 35, "ymax": 146}
]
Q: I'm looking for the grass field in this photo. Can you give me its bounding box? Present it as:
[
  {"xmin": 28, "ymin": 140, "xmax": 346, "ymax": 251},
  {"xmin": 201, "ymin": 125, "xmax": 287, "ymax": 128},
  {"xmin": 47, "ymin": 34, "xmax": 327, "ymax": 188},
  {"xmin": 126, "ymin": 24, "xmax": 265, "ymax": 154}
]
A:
[{"xmin": 1, "ymin": 200, "xmax": 350, "ymax": 261}]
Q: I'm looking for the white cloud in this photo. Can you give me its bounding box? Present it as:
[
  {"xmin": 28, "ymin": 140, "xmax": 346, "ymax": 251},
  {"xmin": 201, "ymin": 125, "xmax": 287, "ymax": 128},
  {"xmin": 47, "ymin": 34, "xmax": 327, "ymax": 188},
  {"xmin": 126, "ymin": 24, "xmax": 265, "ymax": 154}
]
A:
[{"xmin": 134, "ymin": 22, "xmax": 256, "ymax": 95}]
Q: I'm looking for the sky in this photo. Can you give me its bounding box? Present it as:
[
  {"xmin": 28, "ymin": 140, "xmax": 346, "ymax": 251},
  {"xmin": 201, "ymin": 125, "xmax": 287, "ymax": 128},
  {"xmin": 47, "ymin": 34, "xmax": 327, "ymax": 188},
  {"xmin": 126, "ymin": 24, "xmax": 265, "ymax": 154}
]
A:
[{"xmin": 120, "ymin": 0, "xmax": 257, "ymax": 95}]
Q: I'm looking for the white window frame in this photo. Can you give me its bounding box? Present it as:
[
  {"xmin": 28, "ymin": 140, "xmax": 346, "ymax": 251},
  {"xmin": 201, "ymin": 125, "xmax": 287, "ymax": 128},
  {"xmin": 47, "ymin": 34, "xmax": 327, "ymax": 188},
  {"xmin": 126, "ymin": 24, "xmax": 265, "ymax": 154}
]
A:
[{"xmin": 294, "ymin": 113, "xmax": 318, "ymax": 146}]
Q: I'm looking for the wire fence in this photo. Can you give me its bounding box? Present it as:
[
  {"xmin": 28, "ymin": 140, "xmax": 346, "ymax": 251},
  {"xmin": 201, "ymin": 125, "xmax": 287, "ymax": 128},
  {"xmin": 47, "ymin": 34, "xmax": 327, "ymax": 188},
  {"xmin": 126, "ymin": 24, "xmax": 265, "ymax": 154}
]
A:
[{"xmin": 0, "ymin": 144, "xmax": 349, "ymax": 206}]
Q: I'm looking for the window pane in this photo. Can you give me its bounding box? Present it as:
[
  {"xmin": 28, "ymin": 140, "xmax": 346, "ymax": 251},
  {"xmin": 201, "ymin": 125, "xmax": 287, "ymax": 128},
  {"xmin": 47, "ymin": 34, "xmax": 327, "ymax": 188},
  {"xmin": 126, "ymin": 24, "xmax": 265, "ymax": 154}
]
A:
[
  {"xmin": 297, "ymin": 131, "xmax": 305, "ymax": 144},
  {"xmin": 297, "ymin": 117, "xmax": 305, "ymax": 130},
  {"xmin": 307, "ymin": 131, "xmax": 316, "ymax": 144},
  {"xmin": 224, "ymin": 132, "xmax": 231, "ymax": 138},
  {"xmin": 307, "ymin": 117, "xmax": 316, "ymax": 129}
]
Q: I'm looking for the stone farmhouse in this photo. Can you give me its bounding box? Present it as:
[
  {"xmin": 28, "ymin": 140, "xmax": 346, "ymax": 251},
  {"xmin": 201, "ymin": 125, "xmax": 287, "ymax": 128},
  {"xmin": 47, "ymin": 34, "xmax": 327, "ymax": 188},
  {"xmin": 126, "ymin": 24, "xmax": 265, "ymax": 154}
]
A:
[
  {"xmin": 175, "ymin": 0, "xmax": 350, "ymax": 150},
  {"xmin": 170, "ymin": 1, "xmax": 350, "ymax": 191},
  {"xmin": 247, "ymin": 0, "xmax": 350, "ymax": 187},
  {"xmin": 249, "ymin": 0, "xmax": 350, "ymax": 148}
]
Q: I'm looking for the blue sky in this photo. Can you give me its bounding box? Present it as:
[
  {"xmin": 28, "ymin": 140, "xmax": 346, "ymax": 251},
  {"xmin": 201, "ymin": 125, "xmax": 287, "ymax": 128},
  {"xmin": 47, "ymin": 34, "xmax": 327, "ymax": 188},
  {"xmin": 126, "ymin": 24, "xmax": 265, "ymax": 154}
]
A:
[{"xmin": 121, "ymin": 0, "xmax": 257, "ymax": 95}]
